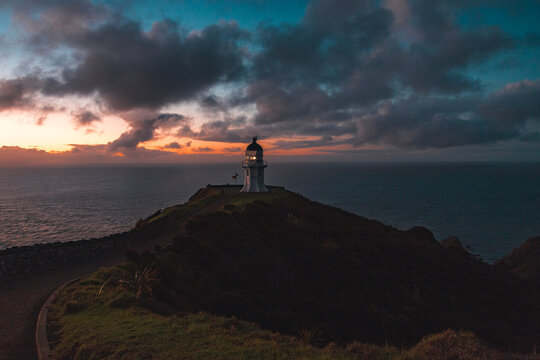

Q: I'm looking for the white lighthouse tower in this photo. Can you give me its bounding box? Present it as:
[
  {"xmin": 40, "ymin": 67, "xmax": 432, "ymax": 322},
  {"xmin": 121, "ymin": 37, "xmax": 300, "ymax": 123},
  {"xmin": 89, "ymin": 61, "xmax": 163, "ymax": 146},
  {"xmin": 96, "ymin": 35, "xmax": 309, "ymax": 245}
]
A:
[{"xmin": 241, "ymin": 137, "xmax": 268, "ymax": 192}]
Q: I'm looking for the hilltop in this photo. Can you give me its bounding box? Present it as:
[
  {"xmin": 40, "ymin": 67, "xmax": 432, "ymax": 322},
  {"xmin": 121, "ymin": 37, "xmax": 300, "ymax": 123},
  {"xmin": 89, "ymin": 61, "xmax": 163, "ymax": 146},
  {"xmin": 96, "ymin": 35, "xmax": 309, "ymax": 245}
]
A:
[
  {"xmin": 47, "ymin": 187, "xmax": 540, "ymax": 359},
  {"xmin": 496, "ymin": 235, "xmax": 540, "ymax": 283}
]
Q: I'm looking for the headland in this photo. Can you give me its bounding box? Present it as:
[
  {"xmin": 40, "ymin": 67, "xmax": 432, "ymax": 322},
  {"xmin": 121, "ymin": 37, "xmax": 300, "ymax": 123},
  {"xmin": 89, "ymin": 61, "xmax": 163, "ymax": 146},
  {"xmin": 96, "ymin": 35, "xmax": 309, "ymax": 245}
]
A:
[{"xmin": 1, "ymin": 186, "xmax": 539, "ymax": 360}]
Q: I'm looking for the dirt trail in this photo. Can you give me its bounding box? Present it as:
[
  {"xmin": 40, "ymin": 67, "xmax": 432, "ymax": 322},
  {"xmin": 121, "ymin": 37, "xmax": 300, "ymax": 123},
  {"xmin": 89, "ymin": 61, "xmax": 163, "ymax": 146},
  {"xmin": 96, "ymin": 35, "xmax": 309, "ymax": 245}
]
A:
[{"xmin": 0, "ymin": 188, "xmax": 239, "ymax": 360}]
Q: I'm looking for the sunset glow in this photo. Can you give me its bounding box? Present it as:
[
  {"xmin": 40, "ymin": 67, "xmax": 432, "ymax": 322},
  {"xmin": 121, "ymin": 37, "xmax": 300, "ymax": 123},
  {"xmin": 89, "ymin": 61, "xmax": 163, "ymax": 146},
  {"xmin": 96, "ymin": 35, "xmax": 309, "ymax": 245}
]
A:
[{"xmin": 0, "ymin": 0, "xmax": 539, "ymax": 164}]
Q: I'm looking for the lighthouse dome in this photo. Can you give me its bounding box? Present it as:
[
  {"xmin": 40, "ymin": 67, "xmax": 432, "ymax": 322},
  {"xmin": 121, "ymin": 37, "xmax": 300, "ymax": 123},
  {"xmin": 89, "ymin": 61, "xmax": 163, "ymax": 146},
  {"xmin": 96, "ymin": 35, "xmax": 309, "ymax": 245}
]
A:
[{"xmin": 246, "ymin": 137, "xmax": 263, "ymax": 151}]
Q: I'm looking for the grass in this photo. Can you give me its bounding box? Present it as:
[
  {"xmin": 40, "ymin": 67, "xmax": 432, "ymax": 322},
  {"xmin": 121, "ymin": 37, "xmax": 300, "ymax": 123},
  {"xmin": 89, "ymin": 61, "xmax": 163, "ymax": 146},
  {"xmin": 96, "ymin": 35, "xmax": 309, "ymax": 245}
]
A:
[
  {"xmin": 47, "ymin": 188, "xmax": 540, "ymax": 359},
  {"xmin": 146, "ymin": 188, "xmax": 223, "ymax": 223},
  {"xmin": 226, "ymin": 188, "xmax": 292, "ymax": 208},
  {"xmin": 48, "ymin": 267, "xmax": 532, "ymax": 360},
  {"xmin": 48, "ymin": 270, "xmax": 353, "ymax": 360}
]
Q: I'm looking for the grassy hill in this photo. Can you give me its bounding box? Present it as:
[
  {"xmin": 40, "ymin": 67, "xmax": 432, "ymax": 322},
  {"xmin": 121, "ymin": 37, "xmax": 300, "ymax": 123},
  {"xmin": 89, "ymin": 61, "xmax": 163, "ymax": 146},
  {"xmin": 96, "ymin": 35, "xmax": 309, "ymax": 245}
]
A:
[{"xmin": 48, "ymin": 187, "xmax": 540, "ymax": 359}]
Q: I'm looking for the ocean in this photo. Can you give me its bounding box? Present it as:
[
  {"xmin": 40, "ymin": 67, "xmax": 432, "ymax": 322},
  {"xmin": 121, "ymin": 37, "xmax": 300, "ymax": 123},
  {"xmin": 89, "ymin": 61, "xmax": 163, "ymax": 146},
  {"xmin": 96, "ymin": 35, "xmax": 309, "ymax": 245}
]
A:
[{"xmin": 1, "ymin": 163, "xmax": 539, "ymax": 262}]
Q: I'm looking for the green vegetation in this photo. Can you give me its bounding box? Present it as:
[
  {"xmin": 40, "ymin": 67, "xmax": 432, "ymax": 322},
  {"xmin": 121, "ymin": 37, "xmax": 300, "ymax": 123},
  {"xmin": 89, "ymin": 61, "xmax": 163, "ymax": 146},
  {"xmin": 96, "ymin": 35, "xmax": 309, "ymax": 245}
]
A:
[
  {"xmin": 48, "ymin": 188, "xmax": 540, "ymax": 359},
  {"xmin": 48, "ymin": 269, "xmax": 352, "ymax": 360},
  {"xmin": 226, "ymin": 187, "xmax": 292, "ymax": 208},
  {"xmin": 146, "ymin": 188, "xmax": 223, "ymax": 223},
  {"xmin": 49, "ymin": 268, "xmax": 520, "ymax": 359},
  {"xmin": 49, "ymin": 269, "xmax": 517, "ymax": 360}
]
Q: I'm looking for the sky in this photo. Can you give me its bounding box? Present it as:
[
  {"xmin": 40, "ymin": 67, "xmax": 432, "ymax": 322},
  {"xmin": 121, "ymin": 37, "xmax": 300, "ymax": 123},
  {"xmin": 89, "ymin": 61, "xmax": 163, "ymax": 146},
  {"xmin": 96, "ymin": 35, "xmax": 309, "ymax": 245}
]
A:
[{"xmin": 0, "ymin": 0, "xmax": 539, "ymax": 165}]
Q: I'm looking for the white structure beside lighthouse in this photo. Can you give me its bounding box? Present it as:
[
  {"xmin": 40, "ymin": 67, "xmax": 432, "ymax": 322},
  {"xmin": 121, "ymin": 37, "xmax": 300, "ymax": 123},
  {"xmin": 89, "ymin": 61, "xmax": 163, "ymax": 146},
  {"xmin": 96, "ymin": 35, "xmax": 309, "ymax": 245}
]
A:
[{"xmin": 241, "ymin": 137, "xmax": 268, "ymax": 192}]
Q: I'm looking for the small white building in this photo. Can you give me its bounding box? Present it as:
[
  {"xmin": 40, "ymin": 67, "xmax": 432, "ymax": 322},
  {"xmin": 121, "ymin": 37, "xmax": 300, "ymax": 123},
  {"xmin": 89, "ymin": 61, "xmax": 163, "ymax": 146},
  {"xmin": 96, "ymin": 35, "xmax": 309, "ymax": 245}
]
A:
[{"xmin": 241, "ymin": 137, "xmax": 268, "ymax": 192}]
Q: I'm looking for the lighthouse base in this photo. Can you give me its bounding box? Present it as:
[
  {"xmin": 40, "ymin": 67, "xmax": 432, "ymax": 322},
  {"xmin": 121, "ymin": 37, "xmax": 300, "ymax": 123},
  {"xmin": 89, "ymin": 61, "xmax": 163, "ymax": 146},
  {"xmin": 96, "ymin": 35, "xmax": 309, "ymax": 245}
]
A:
[
  {"xmin": 241, "ymin": 165, "xmax": 268, "ymax": 193},
  {"xmin": 241, "ymin": 182, "xmax": 269, "ymax": 193}
]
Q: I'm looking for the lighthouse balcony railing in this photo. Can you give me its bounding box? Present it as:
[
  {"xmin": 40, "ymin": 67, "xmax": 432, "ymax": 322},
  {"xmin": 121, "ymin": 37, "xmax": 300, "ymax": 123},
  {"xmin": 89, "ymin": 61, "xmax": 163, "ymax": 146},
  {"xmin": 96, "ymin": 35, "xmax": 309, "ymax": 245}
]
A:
[{"xmin": 242, "ymin": 159, "xmax": 267, "ymax": 167}]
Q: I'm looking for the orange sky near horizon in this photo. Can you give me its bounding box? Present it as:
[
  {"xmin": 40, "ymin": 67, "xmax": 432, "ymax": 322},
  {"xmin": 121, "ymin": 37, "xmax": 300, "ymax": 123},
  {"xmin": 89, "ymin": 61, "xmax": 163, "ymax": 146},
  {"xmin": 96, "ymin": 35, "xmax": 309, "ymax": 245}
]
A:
[
  {"xmin": 0, "ymin": 105, "xmax": 370, "ymax": 161},
  {"xmin": 0, "ymin": 109, "xmax": 371, "ymax": 165},
  {"xmin": 0, "ymin": 110, "xmax": 129, "ymax": 151}
]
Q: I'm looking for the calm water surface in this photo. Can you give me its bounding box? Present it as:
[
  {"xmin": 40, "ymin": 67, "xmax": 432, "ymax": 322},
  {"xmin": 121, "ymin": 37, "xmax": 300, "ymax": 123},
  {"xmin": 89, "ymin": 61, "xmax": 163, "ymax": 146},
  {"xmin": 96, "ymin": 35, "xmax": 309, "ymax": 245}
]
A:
[{"xmin": 1, "ymin": 163, "xmax": 539, "ymax": 262}]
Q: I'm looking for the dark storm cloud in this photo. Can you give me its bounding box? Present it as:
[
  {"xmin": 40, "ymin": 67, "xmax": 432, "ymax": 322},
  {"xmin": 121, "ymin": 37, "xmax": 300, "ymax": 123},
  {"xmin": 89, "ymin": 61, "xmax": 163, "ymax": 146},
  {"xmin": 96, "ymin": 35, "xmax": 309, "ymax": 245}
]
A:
[
  {"xmin": 0, "ymin": 76, "xmax": 41, "ymax": 111},
  {"xmin": 248, "ymin": 0, "xmax": 512, "ymax": 107},
  {"xmin": 200, "ymin": 95, "xmax": 224, "ymax": 110},
  {"xmin": 8, "ymin": 0, "xmax": 108, "ymax": 51},
  {"xmin": 353, "ymin": 98, "xmax": 499, "ymax": 149},
  {"xmin": 353, "ymin": 79, "xmax": 540, "ymax": 149},
  {"xmin": 72, "ymin": 110, "xmax": 101, "ymax": 127},
  {"xmin": 402, "ymin": 29, "xmax": 511, "ymax": 93},
  {"xmin": 478, "ymin": 80, "xmax": 540, "ymax": 128},
  {"xmin": 252, "ymin": 0, "xmax": 393, "ymax": 86},
  {"xmin": 2, "ymin": 0, "xmax": 538, "ymax": 153},
  {"xmin": 177, "ymin": 116, "xmax": 255, "ymax": 143},
  {"xmin": 191, "ymin": 77, "xmax": 539, "ymax": 150},
  {"xmin": 246, "ymin": 80, "xmax": 336, "ymax": 125},
  {"xmin": 109, "ymin": 113, "xmax": 189, "ymax": 150},
  {"xmin": 191, "ymin": 0, "xmax": 510, "ymax": 150},
  {"xmin": 399, "ymin": 0, "xmax": 513, "ymax": 93},
  {"xmin": 41, "ymin": 19, "xmax": 247, "ymax": 111},
  {"xmin": 209, "ymin": 0, "xmax": 525, "ymax": 149}
]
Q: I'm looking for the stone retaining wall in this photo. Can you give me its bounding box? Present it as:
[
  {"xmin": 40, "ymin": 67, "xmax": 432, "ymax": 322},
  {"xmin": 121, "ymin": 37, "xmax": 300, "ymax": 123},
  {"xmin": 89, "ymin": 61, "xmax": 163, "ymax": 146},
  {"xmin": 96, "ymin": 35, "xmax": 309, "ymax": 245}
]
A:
[{"xmin": 0, "ymin": 213, "xmax": 166, "ymax": 281}]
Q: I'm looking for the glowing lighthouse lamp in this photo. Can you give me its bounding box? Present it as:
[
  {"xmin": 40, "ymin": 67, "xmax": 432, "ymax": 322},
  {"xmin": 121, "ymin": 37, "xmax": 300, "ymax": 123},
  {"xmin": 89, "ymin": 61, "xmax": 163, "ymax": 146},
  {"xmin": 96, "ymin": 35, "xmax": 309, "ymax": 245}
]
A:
[{"xmin": 241, "ymin": 137, "xmax": 268, "ymax": 192}]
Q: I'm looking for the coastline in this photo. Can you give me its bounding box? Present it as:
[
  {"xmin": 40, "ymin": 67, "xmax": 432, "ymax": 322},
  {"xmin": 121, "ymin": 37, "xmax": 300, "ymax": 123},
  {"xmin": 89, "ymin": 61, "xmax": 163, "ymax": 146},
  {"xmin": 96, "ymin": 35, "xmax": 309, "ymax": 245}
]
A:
[
  {"xmin": 38, "ymin": 186, "xmax": 540, "ymax": 358},
  {"xmin": 0, "ymin": 185, "xmax": 285, "ymax": 281},
  {"xmin": 1, "ymin": 186, "xmax": 539, "ymax": 359},
  {"xmin": 0, "ymin": 186, "xmax": 239, "ymax": 360}
]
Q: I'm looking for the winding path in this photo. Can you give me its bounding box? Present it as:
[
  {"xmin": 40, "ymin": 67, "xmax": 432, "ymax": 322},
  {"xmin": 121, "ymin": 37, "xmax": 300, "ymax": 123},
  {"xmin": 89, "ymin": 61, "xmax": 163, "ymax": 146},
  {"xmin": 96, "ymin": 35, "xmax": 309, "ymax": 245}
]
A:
[{"xmin": 0, "ymin": 188, "xmax": 239, "ymax": 360}]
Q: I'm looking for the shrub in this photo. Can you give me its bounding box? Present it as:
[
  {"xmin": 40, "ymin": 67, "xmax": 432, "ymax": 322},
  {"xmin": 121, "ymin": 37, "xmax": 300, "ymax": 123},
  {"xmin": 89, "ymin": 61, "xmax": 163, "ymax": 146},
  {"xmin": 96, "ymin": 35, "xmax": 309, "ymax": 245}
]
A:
[
  {"xmin": 63, "ymin": 301, "xmax": 86, "ymax": 314},
  {"xmin": 134, "ymin": 218, "xmax": 146, "ymax": 229},
  {"xmin": 409, "ymin": 329, "xmax": 501, "ymax": 360},
  {"xmin": 346, "ymin": 341, "xmax": 399, "ymax": 360},
  {"xmin": 297, "ymin": 328, "xmax": 323, "ymax": 346},
  {"xmin": 107, "ymin": 291, "xmax": 136, "ymax": 309},
  {"xmin": 118, "ymin": 264, "xmax": 160, "ymax": 303}
]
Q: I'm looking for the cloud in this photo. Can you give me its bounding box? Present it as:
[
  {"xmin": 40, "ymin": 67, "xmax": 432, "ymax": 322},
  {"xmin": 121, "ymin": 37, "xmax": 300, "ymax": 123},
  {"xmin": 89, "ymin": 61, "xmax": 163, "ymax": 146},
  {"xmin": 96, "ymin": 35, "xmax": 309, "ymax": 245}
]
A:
[
  {"xmin": 401, "ymin": 27, "xmax": 512, "ymax": 93},
  {"xmin": 72, "ymin": 110, "xmax": 101, "ymax": 127},
  {"xmin": 0, "ymin": 144, "xmax": 192, "ymax": 166},
  {"xmin": 271, "ymin": 136, "xmax": 348, "ymax": 149},
  {"xmin": 354, "ymin": 98, "xmax": 496, "ymax": 149},
  {"xmin": 8, "ymin": 0, "xmax": 109, "ymax": 52},
  {"xmin": 1, "ymin": 0, "xmax": 539, "ymax": 156},
  {"xmin": 35, "ymin": 116, "xmax": 46, "ymax": 126},
  {"xmin": 194, "ymin": 0, "xmax": 513, "ymax": 151},
  {"xmin": 200, "ymin": 94, "xmax": 228, "ymax": 112},
  {"xmin": 353, "ymin": 79, "xmax": 540, "ymax": 149},
  {"xmin": 249, "ymin": 0, "xmax": 513, "ymax": 102},
  {"xmin": 192, "ymin": 146, "xmax": 213, "ymax": 152},
  {"xmin": 164, "ymin": 141, "xmax": 183, "ymax": 149},
  {"xmin": 479, "ymin": 79, "xmax": 540, "ymax": 128},
  {"xmin": 41, "ymin": 19, "xmax": 247, "ymax": 111},
  {"xmin": 162, "ymin": 141, "xmax": 192, "ymax": 150},
  {"xmin": 188, "ymin": 78, "xmax": 540, "ymax": 150},
  {"xmin": 0, "ymin": 76, "xmax": 41, "ymax": 111},
  {"xmin": 108, "ymin": 113, "xmax": 190, "ymax": 151}
]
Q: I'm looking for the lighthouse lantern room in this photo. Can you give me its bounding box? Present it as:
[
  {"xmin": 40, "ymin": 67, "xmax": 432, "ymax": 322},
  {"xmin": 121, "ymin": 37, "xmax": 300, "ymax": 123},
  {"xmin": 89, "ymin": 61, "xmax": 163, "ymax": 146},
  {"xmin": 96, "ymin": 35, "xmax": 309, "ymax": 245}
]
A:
[{"xmin": 241, "ymin": 137, "xmax": 268, "ymax": 192}]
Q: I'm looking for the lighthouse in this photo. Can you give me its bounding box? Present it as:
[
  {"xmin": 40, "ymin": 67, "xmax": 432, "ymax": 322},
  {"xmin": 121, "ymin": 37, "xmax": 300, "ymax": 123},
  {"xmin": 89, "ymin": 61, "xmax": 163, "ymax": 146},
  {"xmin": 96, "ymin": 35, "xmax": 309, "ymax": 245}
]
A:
[{"xmin": 241, "ymin": 137, "xmax": 268, "ymax": 192}]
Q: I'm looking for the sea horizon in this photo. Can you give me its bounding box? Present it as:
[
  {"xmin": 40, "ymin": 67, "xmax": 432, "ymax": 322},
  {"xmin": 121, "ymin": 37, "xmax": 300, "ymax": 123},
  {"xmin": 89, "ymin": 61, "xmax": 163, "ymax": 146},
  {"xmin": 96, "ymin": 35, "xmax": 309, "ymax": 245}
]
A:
[{"xmin": 1, "ymin": 161, "xmax": 539, "ymax": 263}]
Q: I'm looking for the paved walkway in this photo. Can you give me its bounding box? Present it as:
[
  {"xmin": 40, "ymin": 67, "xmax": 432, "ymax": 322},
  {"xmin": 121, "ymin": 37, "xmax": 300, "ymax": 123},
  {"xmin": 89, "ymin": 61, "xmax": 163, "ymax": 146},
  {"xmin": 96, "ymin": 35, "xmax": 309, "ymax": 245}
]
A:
[{"xmin": 0, "ymin": 188, "xmax": 238, "ymax": 360}]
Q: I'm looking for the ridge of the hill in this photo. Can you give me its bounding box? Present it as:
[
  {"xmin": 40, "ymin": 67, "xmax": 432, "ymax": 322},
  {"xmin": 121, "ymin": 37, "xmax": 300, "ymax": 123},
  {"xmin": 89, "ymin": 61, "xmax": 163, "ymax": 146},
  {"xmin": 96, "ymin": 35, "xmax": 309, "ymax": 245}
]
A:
[
  {"xmin": 140, "ymin": 188, "xmax": 540, "ymax": 351},
  {"xmin": 45, "ymin": 187, "xmax": 540, "ymax": 359}
]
